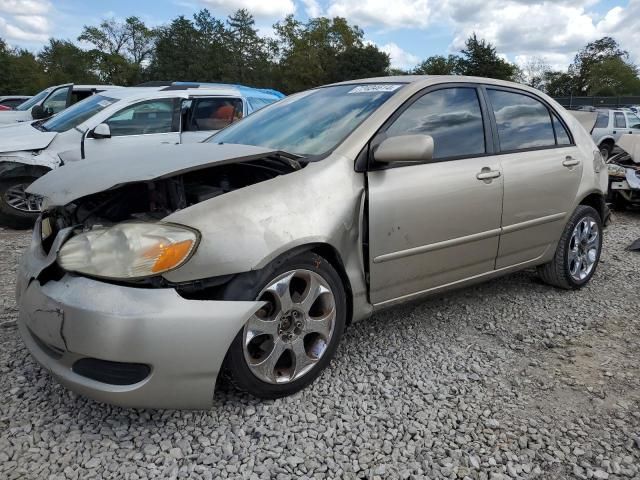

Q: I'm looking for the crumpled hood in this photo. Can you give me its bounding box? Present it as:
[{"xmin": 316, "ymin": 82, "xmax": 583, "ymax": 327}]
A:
[
  {"xmin": 0, "ymin": 121, "xmax": 57, "ymax": 153},
  {"xmin": 0, "ymin": 109, "xmax": 33, "ymax": 125},
  {"xmin": 28, "ymin": 143, "xmax": 279, "ymax": 206}
]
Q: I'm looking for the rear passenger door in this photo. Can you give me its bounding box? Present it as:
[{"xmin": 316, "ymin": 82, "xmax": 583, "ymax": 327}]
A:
[
  {"xmin": 484, "ymin": 88, "xmax": 584, "ymax": 269},
  {"xmin": 84, "ymin": 98, "xmax": 181, "ymax": 156},
  {"xmin": 367, "ymin": 85, "xmax": 504, "ymax": 305}
]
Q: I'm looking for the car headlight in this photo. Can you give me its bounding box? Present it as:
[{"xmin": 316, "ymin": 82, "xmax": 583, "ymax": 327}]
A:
[{"xmin": 57, "ymin": 222, "xmax": 199, "ymax": 279}]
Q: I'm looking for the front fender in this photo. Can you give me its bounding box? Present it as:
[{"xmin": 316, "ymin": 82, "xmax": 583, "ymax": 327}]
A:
[{"xmin": 163, "ymin": 154, "xmax": 372, "ymax": 322}]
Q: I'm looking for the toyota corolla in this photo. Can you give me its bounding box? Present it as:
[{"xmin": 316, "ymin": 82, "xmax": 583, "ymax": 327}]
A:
[{"xmin": 17, "ymin": 76, "xmax": 607, "ymax": 408}]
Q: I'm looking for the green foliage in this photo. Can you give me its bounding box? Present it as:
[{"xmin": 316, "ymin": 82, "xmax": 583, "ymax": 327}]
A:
[
  {"xmin": 39, "ymin": 39, "xmax": 100, "ymax": 85},
  {"xmin": 2, "ymin": 14, "xmax": 639, "ymax": 99},
  {"xmin": 413, "ymin": 55, "xmax": 459, "ymax": 75},
  {"xmin": 273, "ymin": 16, "xmax": 388, "ymax": 93},
  {"xmin": 456, "ymin": 33, "xmax": 518, "ymax": 80}
]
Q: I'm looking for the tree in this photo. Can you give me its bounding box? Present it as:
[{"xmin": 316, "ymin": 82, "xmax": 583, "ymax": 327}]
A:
[
  {"xmin": 518, "ymin": 56, "xmax": 551, "ymax": 90},
  {"xmin": 456, "ymin": 33, "xmax": 518, "ymax": 80},
  {"xmin": 543, "ymin": 71, "xmax": 576, "ymax": 97},
  {"xmin": 586, "ymin": 57, "xmax": 640, "ymax": 96},
  {"xmin": 0, "ymin": 39, "xmax": 46, "ymax": 94},
  {"xmin": 274, "ymin": 15, "xmax": 388, "ymax": 92},
  {"xmin": 78, "ymin": 16, "xmax": 156, "ymax": 84},
  {"xmin": 334, "ymin": 44, "xmax": 389, "ymax": 82},
  {"xmin": 226, "ymin": 10, "xmax": 274, "ymax": 86},
  {"xmin": 413, "ymin": 55, "xmax": 459, "ymax": 75},
  {"xmin": 38, "ymin": 39, "xmax": 100, "ymax": 85},
  {"xmin": 569, "ymin": 37, "xmax": 629, "ymax": 93}
]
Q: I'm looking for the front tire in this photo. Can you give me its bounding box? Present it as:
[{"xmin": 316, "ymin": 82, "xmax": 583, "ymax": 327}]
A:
[
  {"xmin": 0, "ymin": 176, "xmax": 42, "ymax": 229},
  {"xmin": 223, "ymin": 251, "xmax": 346, "ymax": 399},
  {"xmin": 537, "ymin": 205, "xmax": 603, "ymax": 289}
]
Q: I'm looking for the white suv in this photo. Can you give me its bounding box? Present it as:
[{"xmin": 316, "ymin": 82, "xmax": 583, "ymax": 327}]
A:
[{"xmin": 591, "ymin": 109, "xmax": 640, "ymax": 159}]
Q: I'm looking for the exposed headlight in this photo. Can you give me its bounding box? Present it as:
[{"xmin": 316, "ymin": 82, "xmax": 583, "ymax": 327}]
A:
[{"xmin": 57, "ymin": 222, "xmax": 199, "ymax": 279}]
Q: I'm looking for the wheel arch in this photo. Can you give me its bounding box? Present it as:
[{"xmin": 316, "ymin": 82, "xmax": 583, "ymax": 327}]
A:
[
  {"xmin": 0, "ymin": 161, "xmax": 51, "ymax": 180},
  {"xmin": 577, "ymin": 191, "xmax": 607, "ymax": 223}
]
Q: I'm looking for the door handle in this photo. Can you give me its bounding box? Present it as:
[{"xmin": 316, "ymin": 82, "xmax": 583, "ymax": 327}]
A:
[
  {"xmin": 476, "ymin": 169, "xmax": 501, "ymax": 180},
  {"xmin": 562, "ymin": 156, "xmax": 580, "ymax": 167}
]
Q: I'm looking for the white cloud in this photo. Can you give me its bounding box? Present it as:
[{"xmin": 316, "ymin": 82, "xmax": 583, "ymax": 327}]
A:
[
  {"xmin": 197, "ymin": 0, "xmax": 296, "ymax": 18},
  {"xmin": 301, "ymin": 0, "xmax": 322, "ymax": 17},
  {"xmin": 0, "ymin": 0, "xmax": 51, "ymax": 16},
  {"xmin": 321, "ymin": 0, "xmax": 640, "ymax": 70},
  {"xmin": 327, "ymin": 0, "xmax": 433, "ymax": 28},
  {"xmin": 0, "ymin": 0, "xmax": 52, "ymax": 44},
  {"xmin": 378, "ymin": 42, "xmax": 420, "ymax": 69}
]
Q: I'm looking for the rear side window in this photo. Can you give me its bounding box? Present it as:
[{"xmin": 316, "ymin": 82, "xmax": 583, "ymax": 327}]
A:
[
  {"xmin": 594, "ymin": 112, "xmax": 609, "ymax": 128},
  {"xmin": 386, "ymin": 87, "xmax": 486, "ymax": 160},
  {"xmin": 552, "ymin": 114, "xmax": 571, "ymax": 145},
  {"xmin": 487, "ymin": 89, "xmax": 555, "ymax": 151},
  {"xmin": 183, "ymin": 97, "xmax": 243, "ymax": 132},
  {"xmin": 614, "ymin": 112, "xmax": 626, "ymax": 128}
]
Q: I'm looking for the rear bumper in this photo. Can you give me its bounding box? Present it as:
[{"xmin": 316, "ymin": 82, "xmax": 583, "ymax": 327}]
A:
[{"xmin": 16, "ymin": 222, "xmax": 262, "ymax": 409}]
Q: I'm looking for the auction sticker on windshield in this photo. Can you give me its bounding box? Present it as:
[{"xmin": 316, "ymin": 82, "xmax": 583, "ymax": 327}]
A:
[{"xmin": 348, "ymin": 84, "xmax": 403, "ymax": 93}]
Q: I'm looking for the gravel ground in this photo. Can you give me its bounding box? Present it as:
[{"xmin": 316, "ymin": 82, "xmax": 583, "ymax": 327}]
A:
[{"xmin": 1, "ymin": 212, "xmax": 640, "ymax": 480}]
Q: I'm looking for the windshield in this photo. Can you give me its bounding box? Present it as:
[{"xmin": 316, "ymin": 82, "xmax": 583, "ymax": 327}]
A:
[
  {"xmin": 16, "ymin": 88, "xmax": 51, "ymax": 111},
  {"xmin": 41, "ymin": 95, "xmax": 118, "ymax": 133},
  {"xmin": 209, "ymin": 84, "xmax": 404, "ymax": 156}
]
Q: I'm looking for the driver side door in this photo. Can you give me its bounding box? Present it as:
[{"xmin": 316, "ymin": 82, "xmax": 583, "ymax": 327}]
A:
[
  {"xmin": 84, "ymin": 98, "xmax": 181, "ymax": 157},
  {"xmin": 367, "ymin": 85, "xmax": 504, "ymax": 305}
]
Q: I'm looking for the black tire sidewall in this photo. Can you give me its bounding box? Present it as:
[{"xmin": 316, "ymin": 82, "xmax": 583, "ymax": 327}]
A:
[
  {"xmin": 223, "ymin": 251, "xmax": 347, "ymax": 398},
  {"xmin": 0, "ymin": 176, "xmax": 40, "ymax": 229},
  {"xmin": 562, "ymin": 206, "xmax": 603, "ymax": 289}
]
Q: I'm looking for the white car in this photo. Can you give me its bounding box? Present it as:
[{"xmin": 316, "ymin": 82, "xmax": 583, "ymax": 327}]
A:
[
  {"xmin": 0, "ymin": 83, "xmax": 284, "ymax": 228},
  {"xmin": 591, "ymin": 109, "xmax": 640, "ymax": 160},
  {"xmin": 0, "ymin": 84, "xmax": 119, "ymax": 125}
]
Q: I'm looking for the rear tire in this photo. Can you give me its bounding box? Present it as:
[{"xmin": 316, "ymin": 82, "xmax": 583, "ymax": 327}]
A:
[
  {"xmin": 222, "ymin": 251, "xmax": 346, "ymax": 399},
  {"xmin": 537, "ymin": 205, "xmax": 602, "ymax": 290},
  {"xmin": 0, "ymin": 176, "xmax": 42, "ymax": 229},
  {"xmin": 599, "ymin": 142, "xmax": 613, "ymax": 161}
]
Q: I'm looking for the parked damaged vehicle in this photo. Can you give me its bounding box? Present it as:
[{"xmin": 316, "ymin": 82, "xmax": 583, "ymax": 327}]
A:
[
  {"xmin": 17, "ymin": 76, "xmax": 608, "ymax": 408},
  {"xmin": 0, "ymin": 84, "xmax": 119, "ymax": 125},
  {"xmin": 591, "ymin": 108, "xmax": 640, "ymax": 160},
  {"xmin": 0, "ymin": 83, "xmax": 283, "ymax": 229},
  {"xmin": 607, "ymin": 134, "xmax": 640, "ymax": 209}
]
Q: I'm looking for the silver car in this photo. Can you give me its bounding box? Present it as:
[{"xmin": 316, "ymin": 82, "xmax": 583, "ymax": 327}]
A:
[{"xmin": 17, "ymin": 76, "xmax": 608, "ymax": 408}]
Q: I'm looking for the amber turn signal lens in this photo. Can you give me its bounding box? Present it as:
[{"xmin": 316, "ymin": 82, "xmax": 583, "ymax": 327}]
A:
[{"xmin": 151, "ymin": 240, "xmax": 194, "ymax": 273}]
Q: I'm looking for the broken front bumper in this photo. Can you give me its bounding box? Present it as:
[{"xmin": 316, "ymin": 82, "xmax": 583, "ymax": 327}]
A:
[{"xmin": 16, "ymin": 221, "xmax": 262, "ymax": 409}]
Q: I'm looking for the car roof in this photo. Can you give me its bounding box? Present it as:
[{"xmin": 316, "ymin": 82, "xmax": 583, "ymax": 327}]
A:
[
  {"xmin": 96, "ymin": 84, "xmax": 281, "ymax": 101},
  {"xmin": 330, "ymin": 75, "xmax": 537, "ymax": 89}
]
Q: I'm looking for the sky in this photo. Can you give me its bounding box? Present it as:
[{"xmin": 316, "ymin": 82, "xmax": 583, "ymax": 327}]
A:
[{"xmin": 1, "ymin": 0, "xmax": 639, "ymax": 71}]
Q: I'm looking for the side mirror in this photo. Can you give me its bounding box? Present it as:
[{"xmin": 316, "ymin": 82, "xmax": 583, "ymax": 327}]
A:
[
  {"xmin": 373, "ymin": 134, "xmax": 434, "ymax": 164},
  {"xmin": 91, "ymin": 123, "xmax": 111, "ymax": 139},
  {"xmin": 31, "ymin": 105, "xmax": 47, "ymax": 120}
]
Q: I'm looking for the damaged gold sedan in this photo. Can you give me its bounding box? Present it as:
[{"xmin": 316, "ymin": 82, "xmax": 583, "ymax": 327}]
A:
[{"xmin": 17, "ymin": 76, "xmax": 608, "ymax": 408}]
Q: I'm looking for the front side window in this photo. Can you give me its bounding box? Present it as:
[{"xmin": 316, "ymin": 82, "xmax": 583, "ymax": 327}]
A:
[
  {"xmin": 386, "ymin": 87, "xmax": 486, "ymax": 160},
  {"xmin": 183, "ymin": 98, "xmax": 243, "ymax": 132},
  {"xmin": 42, "ymin": 87, "xmax": 71, "ymax": 115},
  {"xmin": 106, "ymin": 99, "xmax": 179, "ymax": 136},
  {"xmin": 488, "ymin": 89, "xmax": 555, "ymax": 151},
  {"xmin": 41, "ymin": 95, "xmax": 118, "ymax": 133},
  {"xmin": 210, "ymin": 84, "xmax": 403, "ymax": 156},
  {"xmin": 614, "ymin": 112, "xmax": 626, "ymax": 128}
]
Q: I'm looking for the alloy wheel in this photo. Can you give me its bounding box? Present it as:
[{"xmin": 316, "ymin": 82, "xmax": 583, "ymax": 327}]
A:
[
  {"xmin": 243, "ymin": 269, "xmax": 336, "ymax": 384},
  {"xmin": 568, "ymin": 216, "xmax": 600, "ymax": 282},
  {"xmin": 3, "ymin": 183, "xmax": 42, "ymax": 213}
]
